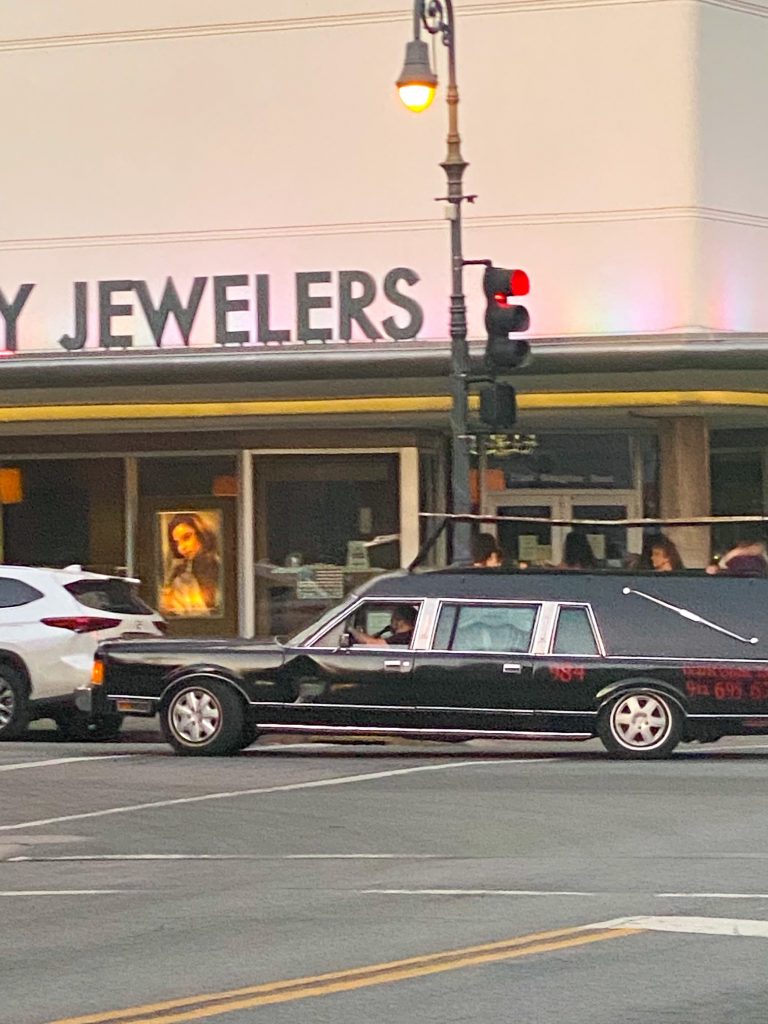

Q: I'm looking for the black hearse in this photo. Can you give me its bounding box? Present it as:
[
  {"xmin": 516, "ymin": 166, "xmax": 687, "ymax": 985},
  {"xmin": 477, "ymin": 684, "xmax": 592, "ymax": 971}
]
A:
[{"xmin": 80, "ymin": 567, "xmax": 768, "ymax": 759}]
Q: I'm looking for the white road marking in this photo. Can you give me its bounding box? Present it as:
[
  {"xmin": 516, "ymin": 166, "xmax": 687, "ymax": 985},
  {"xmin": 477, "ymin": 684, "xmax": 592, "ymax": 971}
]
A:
[
  {"xmin": 363, "ymin": 888, "xmax": 597, "ymax": 897},
  {"xmin": 0, "ymin": 754, "xmax": 132, "ymax": 773},
  {"xmin": 363, "ymin": 888, "xmax": 768, "ymax": 900},
  {"xmin": 0, "ymin": 889, "xmax": 128, "ymax": 897},
  {"xmin": 9, "ymin": 853, "xmax": 441, "ymax": 862},
  {"xmin": 658, "ymin": 892, "xmax": 768, "ymax": 900},
  {"xmin": 597, "ymin": 916, "xmax": 768, "ymax": 938},
  {"xmin": 0, "ymin": 758, "xmax": 537, "ymax": 832}
]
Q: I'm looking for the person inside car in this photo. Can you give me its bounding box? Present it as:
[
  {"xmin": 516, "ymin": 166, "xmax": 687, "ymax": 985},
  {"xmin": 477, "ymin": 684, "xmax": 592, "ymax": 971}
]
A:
[{"xmin": 349, "ymin": 604, "xmax": 417, "ymax": 647}]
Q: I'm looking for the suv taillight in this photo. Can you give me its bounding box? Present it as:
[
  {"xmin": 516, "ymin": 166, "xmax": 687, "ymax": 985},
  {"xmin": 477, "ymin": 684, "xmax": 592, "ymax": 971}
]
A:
[
  {"xmin": 41, "ymin": 616, "xmax": 122, "ymax": 634},
  {"xmin": 154, "ymin": 620, "xmax": 168, "ymax": 634}
]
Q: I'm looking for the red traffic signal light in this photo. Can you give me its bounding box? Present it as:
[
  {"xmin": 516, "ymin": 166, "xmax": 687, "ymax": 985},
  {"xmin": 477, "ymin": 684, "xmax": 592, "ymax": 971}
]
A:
[{"xmin": 483, "ymin": 265, "xmax": 531, "ymax": 373}]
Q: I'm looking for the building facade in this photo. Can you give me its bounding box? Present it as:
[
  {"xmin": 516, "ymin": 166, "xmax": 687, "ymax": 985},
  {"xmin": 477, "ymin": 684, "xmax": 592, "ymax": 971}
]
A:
[{"xmin": 1, "ymin": 0, "xmax": 768, "ymax": 635}]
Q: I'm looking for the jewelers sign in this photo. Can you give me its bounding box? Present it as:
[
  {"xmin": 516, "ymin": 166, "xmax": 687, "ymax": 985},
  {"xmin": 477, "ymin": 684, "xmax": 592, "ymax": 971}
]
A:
[{"xmin": 0, "ymin": 268, "xmax": 425, "ymax": 353}]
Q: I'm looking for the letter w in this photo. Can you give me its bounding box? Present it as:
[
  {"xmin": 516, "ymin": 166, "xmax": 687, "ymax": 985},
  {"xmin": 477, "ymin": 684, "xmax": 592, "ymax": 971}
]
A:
[{"xmin": 135, "ymin": 277, "xmax": 207, "ymax": 347}]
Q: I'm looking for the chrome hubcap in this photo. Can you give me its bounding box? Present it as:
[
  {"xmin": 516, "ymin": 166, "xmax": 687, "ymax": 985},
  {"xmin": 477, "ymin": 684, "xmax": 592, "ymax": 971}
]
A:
[
  {"xmin": 170, "ymin": 688, "xmax": 221, "ymax": 745},
  {"xmin": 612, "ymin": 694, "xmax": 670, "ymax": 749},
  {"xmin": 0, "ymin": 681, "xmax": 14, "ymax": 730}
]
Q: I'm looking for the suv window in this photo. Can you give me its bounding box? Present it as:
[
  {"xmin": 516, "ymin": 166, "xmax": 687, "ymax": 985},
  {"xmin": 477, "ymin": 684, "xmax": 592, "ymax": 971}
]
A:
[
  {"xmin": 0, "ymin": 578, "xmax": 44, "ymax": 608},
  {"xmin": 65, "ymin": 580, "xmax": 154, "ymax": 615},
  {"xmin": 552, "ymin": 606, "xmax": 599, "ymax": 656},
  {"xmin": 434, "ymin": 603, "xmax": 538, "ymax": 654}
]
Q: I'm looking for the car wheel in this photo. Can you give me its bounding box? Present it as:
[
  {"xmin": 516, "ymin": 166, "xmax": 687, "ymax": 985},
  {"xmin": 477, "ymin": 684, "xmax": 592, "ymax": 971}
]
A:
[
  {"xmin": 598, "ymin": 689, "xmax": 681, "ymax": 759},
  {"xmin": 55, "ymin": 711, "xmax": 124, "ymax": 743},
  {"xmin": 161, "ymin": 679, "xmax": 243, "ymax": 756},
  {"xmin": 0, "ymin": 669, "xmax": 29, "ymax": 740}
]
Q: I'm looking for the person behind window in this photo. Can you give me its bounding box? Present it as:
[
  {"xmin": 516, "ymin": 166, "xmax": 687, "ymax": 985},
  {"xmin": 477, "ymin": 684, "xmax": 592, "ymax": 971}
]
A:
[
  {"xmin": 559, "ymin": 531, "xmax": 597, "ymax": 570},
  {"xmin": 350, "ymin": 604, "xmax": 417, "ymax": 647},
  {"xmin": 708, "ymin": 534, "xmax": 768, "ymax": 577},
  {"xmin": 472, "ymin": 533, "xmax": 503, "ymax": 568},
  {"xmin": 650, "ymin": 535, "xmax": 684, "ymax": 572}
]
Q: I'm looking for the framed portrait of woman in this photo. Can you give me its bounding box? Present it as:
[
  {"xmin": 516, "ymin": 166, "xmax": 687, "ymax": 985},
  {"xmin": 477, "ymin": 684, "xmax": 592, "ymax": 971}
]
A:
[{"xmin": 156, "ymin": 509, "xmax": 224, "ymax": 618}]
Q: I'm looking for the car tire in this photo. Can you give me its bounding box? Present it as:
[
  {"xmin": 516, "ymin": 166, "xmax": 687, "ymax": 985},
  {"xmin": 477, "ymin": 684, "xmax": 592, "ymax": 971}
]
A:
[
  {"xmin": 55, "ymin": 711, "xmax": 124, "ymax": 743},
  {"xmin": 161, "ymin": 678, "xmax": 244, "ymax": 756},
  {"xmin": 597, "ymin": 688, "xmax": 682, "ymax": 759},
  {"xmin": 0, "ymin": 668, "xmax": 29, "ymax": 740}
]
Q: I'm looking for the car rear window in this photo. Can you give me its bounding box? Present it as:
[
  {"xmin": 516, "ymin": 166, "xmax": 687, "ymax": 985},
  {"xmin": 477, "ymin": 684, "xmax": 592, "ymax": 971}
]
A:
[
  {"xmin": 65, "ymin": 580, "xmax": 155, "ymax": 615},
  {"xmin": 0, "ymin": 578, "xmax": 44, "ymax": 608}
]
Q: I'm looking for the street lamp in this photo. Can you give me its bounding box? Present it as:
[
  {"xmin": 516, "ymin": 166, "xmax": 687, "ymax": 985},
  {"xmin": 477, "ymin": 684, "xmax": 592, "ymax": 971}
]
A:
[{"xmin": 397, "ymin": 1, "xmax": 472, "ymax": 562}]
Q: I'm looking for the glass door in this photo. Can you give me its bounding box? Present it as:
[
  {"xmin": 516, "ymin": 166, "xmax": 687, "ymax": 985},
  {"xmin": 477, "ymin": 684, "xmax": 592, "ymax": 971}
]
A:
[
  {"xmin": 489, "ymin": 493, "xmax": 642, "ymax": 567},
  {"xmin": 491, "ymin": 497, "xmax": 569, "ymax": 567}
]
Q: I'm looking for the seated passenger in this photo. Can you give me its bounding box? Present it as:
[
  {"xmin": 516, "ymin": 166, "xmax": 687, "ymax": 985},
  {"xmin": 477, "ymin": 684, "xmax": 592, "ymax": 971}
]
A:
[
  {"xmin": 472, "ymin": 534, "xmax": 503, "ymax": 568},
  {"xmin": 558, "ymin": 531, "xmax": 597, "ymax": 570},
  {"xmin": 650, "ymin": 535, "xmax": 684, "ymax": 572},
  {"xmin": 350, "ymin": 604, "xmax": 417, "ymax": 647},
  {"xmin": 710, "ymin": 536, "xmax": 768, "ymax": 577}
]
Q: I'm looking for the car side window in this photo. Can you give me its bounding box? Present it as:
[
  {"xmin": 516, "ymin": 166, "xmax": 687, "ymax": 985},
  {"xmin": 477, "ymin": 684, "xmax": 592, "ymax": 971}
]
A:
[
  {"xmin": 434, "ymin": 604, "xmax": 538, "ymax": 654},
  {"xmin": 309, "ymin": 602, "xmax": 421, "ymax": 649},
  {"xmin": 552, "ymin": 606, "xmax": 599, "ymax": 656},
  {"xmin": 0, "ymin": 578, "xmax": 44, "ymax": 608}
]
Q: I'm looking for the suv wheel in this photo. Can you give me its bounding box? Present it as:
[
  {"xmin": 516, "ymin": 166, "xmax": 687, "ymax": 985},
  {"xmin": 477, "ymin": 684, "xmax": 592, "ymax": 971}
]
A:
[
  {"xmin": 0, "ymin": 668, "xmax": 29, "ymax": 740},
  {"xmin": 161, "ymin": 679, "xmax": 243, "ymax": 756},
  {"xmin": 598, "ymin": 689, "xmax": 681, "ymax": 759}
]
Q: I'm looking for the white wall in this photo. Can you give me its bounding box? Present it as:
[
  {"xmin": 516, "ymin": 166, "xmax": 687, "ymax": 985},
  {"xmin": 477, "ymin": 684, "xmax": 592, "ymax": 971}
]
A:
[
  {"xmin": 0, "ymin": 0, "xmax": 707, "ymax": 351},
  {"xmin": 695, "ymin": 0, "xmax": 768, "ymax": 331}
]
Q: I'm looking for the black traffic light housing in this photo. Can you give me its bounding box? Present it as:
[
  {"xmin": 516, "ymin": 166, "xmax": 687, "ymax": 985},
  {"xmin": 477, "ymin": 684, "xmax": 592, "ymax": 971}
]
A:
[
  {"xmin": 483, "ymin": 265, "xmax": 531, "ymax": 374},
  {"xmin": 479, "ymin": 382, "xmax": 517, "ymax": 430}
]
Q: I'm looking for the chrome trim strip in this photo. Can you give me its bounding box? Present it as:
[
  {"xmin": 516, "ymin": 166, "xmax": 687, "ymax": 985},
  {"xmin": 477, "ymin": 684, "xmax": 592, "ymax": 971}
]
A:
[
  {"xmin": 245, "ymin": 700, "xmax": 599, "ymax": 716},
  {"xmin": 253, "ymin": 723, "xmax": 593, "ymax": 740},
  {"xmin": 600, "ymin": 656, "xmax": 768, "ymax": 666},
  {"xmin": 109, "ymin": 693, "xmax": 160, "ymax": 702},
  {"xmin": 533, "ymin": 602, "xmax": 559, "ymax": 656},
  {"xmin": 687, "ymin": 713, "xmax": 768, "ymax": 720}
]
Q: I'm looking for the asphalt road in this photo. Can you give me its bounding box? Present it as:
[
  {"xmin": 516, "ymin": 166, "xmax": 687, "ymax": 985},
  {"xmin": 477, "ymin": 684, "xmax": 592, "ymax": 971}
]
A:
[{"xmin": 3, "ymin": 730, "xmax": 768, "ymax": 1024}]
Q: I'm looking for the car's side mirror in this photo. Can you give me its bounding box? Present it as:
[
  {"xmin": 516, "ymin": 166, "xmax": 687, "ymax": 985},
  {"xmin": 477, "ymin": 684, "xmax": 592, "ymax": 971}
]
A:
[{"xmin": 339, "ymin": 632, "xmax": 353, "ymax": 649}]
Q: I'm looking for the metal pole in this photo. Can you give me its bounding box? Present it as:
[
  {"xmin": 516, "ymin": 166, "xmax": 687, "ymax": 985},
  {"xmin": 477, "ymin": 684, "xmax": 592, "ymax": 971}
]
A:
[{"xmin": 416, "ymin": 0, "xmax": 471, "ymax": 563}]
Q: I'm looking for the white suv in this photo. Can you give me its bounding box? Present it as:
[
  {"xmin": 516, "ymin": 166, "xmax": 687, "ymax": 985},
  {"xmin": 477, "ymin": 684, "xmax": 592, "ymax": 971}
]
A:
[{"xmin": 0, "ymin": 566, "xmax": 164, "ymax": 741}]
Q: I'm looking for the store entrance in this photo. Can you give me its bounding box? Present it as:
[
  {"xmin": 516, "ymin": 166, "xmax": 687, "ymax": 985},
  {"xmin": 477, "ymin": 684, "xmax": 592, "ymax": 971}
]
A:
[{"xmin": 488, "ymin": 492, "xmax": 642, "ymax": 567}]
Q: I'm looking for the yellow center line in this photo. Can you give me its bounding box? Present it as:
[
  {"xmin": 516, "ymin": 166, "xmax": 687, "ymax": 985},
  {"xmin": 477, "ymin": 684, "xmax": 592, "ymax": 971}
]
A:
[{"xmin": 46, "ymin": 925, "xmax": 643, "ymax": 1024}]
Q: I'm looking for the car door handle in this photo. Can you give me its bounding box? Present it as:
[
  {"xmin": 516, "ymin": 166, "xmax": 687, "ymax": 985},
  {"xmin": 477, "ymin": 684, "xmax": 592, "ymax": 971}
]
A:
[
  {"xmin": 384, "ymin": 659, "xmax": 411, "ymax": 673},
  {"xmin": 503, "ymin": 663, "xmax": 522, "ymax": 674}
]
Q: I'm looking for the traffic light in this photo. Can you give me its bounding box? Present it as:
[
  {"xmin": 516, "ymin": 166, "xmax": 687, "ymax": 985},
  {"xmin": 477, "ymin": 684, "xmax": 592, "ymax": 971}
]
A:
[
  {"xmin": 479, "ymin": 382, "xmax": 517, "ymax": 430},
  {"xmin": 483, "ymin": 265, "xmax": 531, "ymax": 373}
]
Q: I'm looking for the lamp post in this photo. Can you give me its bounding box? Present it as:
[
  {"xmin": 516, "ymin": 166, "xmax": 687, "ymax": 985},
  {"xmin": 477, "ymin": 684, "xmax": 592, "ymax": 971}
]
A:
[{"xmin": 397, "ymin": 0, "xmax": 472, "ymax": 562}]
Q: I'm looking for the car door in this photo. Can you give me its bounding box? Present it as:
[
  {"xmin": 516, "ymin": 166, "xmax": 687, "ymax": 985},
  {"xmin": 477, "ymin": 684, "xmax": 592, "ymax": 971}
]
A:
[
  {"xmin": 411, "ymin": 601, "xmax": 541, "ymax": 733},
  {"xmin": 281, "ymin": 600, "xmax": 422, "ymax": 731},
  {"xmin": 530, "ymin": 603, "xmax": 605, "ymax": 728}
]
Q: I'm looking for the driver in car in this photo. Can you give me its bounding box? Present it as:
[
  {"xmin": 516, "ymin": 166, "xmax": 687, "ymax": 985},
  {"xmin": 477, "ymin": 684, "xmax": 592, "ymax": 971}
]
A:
[{"xmin": 349, "ymin": 604, "xmax": 417, "ymax": 647}]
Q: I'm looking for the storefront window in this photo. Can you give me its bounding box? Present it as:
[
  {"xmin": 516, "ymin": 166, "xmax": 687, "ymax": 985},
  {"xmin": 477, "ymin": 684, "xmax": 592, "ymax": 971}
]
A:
[
  {"xmin": 253, "ymin": 453, "xmax": 400, "ymax": 637},
  {"xmin": 3, "ymin": 459, "xmax": 125, "ymax": 574},
  {"xmin": 137, "ymin": 455, "xmax": 238, "ymax": 637},
  {"xmin": 711, "ymin": 449, "xmax": 764, "ymax": 556}
]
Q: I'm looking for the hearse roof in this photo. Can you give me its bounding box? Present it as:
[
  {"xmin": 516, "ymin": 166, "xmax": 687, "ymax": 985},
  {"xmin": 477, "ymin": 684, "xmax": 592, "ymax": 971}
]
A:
[{"xmin": 360, "ymin": 569, "xmax": 768, "ymax": 661}]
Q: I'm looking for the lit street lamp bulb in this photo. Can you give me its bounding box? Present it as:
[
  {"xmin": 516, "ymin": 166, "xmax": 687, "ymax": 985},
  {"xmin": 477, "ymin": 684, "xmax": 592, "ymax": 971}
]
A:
[{"xmin": 398, "ymin": 82, "xmax": 437, "ymax": 113}]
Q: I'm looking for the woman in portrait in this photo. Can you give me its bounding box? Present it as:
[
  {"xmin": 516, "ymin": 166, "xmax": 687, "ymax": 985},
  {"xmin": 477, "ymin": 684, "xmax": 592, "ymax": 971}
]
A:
[{"xmin": 161, "ymin": 512, "xmax": 221, "ymax": 615}]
